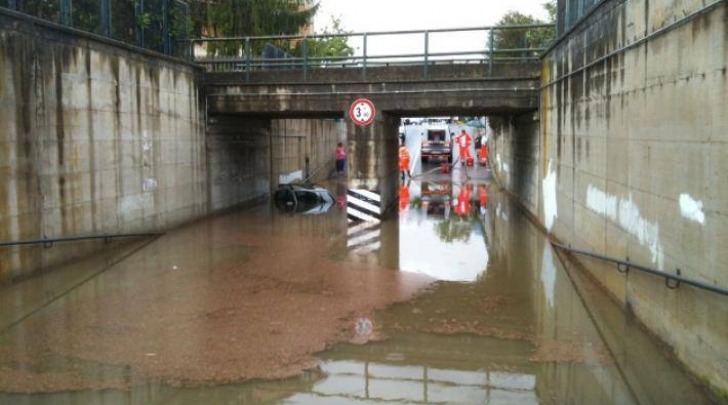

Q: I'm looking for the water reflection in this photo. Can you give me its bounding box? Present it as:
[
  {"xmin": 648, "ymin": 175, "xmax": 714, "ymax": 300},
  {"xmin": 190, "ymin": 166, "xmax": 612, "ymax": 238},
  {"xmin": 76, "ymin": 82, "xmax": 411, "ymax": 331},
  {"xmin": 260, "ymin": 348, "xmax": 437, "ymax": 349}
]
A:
[
  {"xmin": 400, "ymin": 179, "xmax": 488, "ymax": 282},
  {"xmin": 283, "ymin": 357, "xmax": 538, "ymax": 404},
  {"xmin": 0, "ymin": 168, "xmax": 716, "ymax": 404}
]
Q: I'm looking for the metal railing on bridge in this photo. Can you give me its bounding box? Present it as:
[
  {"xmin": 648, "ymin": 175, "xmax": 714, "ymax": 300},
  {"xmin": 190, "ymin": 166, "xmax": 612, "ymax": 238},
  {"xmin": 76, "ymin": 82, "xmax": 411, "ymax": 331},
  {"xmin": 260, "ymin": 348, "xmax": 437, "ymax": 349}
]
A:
[
  {"xmin": 3, "ymin": 0, "xmax": 190, "ymax": 57},
  {"xmin": 188, "ymin": 24, "xmax": 556, "ymax": 81}
]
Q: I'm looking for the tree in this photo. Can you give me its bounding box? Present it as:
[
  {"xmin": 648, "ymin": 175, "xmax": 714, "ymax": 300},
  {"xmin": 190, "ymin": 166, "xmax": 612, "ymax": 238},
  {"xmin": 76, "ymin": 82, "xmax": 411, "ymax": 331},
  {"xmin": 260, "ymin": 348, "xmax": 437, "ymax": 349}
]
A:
[
  {"xmin": 188, "ymin": 0, "xmax": 317, "ymax": 38},
  {"xmin": 543, "ymin": 0, "xmax": 557, "ymax": 22},
  {"xmin": 14, "ymin": 0, "xmax": 356, "ymax": 60},
  {"xmin": 490, "ymin": 1, "xmax": 556, "ymax": 59},
  {"xmin": 302, "ymin": 17, "xmax": 355, "ymax": 65},
  {"xmin": 189, "ymin": 0, "xmax": 318, "ymax": 56},
  {"xmin": 16, "ymin": 0, "xmax": 191, "ymax": 54}
]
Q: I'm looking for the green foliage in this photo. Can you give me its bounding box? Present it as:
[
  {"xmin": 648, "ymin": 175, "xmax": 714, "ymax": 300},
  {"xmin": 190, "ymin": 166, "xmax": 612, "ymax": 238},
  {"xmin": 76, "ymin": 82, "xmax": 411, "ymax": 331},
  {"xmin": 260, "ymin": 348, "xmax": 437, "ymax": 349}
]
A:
[
  {"xmin": 17, "ymin": 0, "xmax": 59, "ymax": 21},
  {"xmin": 16, "ymin": 0, "xmax": 191, "ymax": 54},
  {"xmin": 15, "ymin": 0, "xmax": 354, "ymax": 60},
  {"xmin": 302, "ymin": 17, "xmax": 355, "ymax": 64},
  {"xmin": 489, "ymin": 1, "xmax": 556, "ymax": 58},
  {"xmin": 189, "ymin": 0, "xmax": 317, "ymax": 37},
  {"xmin": 189, "ymin": 0, "xmax": 318, "ymax": 56},
  {"xmin": 435, "ymin": 218, "xmax": 472, "ymax": 243}
]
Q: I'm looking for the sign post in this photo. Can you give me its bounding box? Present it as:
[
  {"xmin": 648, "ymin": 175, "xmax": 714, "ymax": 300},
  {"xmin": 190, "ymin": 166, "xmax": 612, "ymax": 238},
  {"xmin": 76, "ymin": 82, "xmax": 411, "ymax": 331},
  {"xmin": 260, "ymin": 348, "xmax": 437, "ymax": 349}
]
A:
[{"xmin": 349, "ymin": 98, "xmax": 376, "ymax": 127}]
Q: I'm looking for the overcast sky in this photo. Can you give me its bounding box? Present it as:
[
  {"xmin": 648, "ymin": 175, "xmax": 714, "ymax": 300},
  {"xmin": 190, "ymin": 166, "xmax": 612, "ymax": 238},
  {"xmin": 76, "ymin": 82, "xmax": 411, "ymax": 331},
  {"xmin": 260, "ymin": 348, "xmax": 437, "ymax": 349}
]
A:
[
  {"xmin": 313, "ymin": 0, "xmax": 551, "ymax": 58},
  {"xmin": 314, "ymin": 0, "xmax": 550, "ymax": 33}
]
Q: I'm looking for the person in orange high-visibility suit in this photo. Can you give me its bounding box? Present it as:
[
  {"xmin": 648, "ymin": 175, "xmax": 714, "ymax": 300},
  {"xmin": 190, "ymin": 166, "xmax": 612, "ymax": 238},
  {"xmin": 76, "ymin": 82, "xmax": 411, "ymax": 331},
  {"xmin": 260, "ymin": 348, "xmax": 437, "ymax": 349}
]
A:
[
  {"xmin": 399, "ymin": 181, "xmax": 411, "ymax": 212},
  {"xmin": 399, "ymin": 144, "xmax": 412, "ymax": 180},
  {"xmin": 479, "ymin": 143, "xmax": 489, "ymax": 166},
  {"xmin": 478, "ymin": 185, "xmax": 488, "ymax": 212},
  {"xmin": 456, "ymin": 129, "xmax": 473, "ymax": 164},
  {"xmin": 454, "ymin": 184, "xmax": 473, "ymax": 217}
]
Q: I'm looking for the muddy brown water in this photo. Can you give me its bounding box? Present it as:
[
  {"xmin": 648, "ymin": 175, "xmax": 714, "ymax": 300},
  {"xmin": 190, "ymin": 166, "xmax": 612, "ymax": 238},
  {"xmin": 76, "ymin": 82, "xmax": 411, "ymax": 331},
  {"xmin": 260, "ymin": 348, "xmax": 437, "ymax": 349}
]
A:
[{"xmin": 0, "ymin": 165, "xmax": 716, "ymax": 404}]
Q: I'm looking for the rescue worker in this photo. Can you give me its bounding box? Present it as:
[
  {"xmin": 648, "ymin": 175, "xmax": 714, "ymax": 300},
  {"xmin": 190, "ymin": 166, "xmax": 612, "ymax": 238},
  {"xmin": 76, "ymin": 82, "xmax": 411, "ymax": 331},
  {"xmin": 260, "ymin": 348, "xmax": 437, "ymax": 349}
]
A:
[
  {"xmin": 399, "ymin": 143, "xmax": 412, "ymax": 180},
  {"xmin": 454, "ymin": 184, "xmax": 473, "ymax": 217},
  {"xmin": 478, "ymin": 185, "xmax": 488, "ymax": 214},
  {"xmin": 479, "ymin": 143, "xmax": 489, "ymax": 166},
  {"xmin": 456, "ymin": 129, "xmax": 473, "ymax": 164},
  {"xmin": 399, "ymin": 180, "xmax": 411, "ymax": 212}
]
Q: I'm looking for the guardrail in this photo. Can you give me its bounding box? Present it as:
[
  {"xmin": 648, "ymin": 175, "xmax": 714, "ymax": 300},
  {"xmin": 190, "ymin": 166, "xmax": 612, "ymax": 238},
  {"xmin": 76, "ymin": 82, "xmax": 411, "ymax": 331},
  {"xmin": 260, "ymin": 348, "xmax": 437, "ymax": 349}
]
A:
[
  {"xmin": 0, "ymin": 233, "xmax": 164, "ymax": 249},
  {"xmin": 551, "ymin": 242, "xmax": 728, "ymax": 297},
  {"xmin": 188, "ymin": 24, "xmax": 556, "ymax": 81}
]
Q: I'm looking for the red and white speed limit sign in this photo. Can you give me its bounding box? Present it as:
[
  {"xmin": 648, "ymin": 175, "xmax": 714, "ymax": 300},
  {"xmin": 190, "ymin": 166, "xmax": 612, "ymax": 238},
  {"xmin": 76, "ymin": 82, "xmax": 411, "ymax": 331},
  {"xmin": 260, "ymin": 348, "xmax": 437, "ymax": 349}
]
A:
[{"xmin": 349, "ymin": 98, "xmax": 375, "ymax": 127}]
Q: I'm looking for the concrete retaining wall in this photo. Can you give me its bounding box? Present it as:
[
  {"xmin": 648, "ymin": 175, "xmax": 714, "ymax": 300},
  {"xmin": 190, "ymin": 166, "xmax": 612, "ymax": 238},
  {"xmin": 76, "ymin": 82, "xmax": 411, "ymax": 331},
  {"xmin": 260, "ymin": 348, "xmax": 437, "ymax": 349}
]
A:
[
  {"xmin": 0, "ymin": 12, "xmax": 207, "ymax": 282},
  {"xmin": 271, "ymin": 119, "xmax": 346, "ymax": 185},
  {"xmin": 207, "ymin": 117, "xmax": 345, "ymax": 212},
  {"xmin": 491, "ymin": 0, "xmax": 728, "ymax": 395},
  {"xmin": 206, "ymin": 116, "xmax": 270, "ymax": 211},
  {"xmin": 0, "ymin": 11, "xmax": 346, "ymax": 282}
]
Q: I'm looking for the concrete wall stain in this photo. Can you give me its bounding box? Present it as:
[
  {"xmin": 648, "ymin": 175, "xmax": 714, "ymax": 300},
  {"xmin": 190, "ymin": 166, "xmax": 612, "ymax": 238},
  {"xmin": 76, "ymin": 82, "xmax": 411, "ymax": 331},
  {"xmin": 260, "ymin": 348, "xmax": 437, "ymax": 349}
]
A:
[
  {"xmin": 54, "ymin": 49, "xmax": 65, "ymax": 167},
  {"xmin": 85, "ymin": 47, "xmax": 98, "ymax": 231},
  {"xmin": 529, "ymin": 0, "xmax": 728, "ymax": 396},
  {"xmin": 1, "ymin": 14, "xmax": 206, "ymax": 282}
]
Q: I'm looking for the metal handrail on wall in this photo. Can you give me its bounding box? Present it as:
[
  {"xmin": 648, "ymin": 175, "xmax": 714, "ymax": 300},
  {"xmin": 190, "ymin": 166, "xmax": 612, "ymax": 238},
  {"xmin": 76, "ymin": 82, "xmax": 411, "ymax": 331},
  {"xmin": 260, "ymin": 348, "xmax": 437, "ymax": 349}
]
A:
[
  {"xmin": 0, "ymin": 233, "xmax": 164, "ymax": 249},
  {"xmin": 551, "ymin": 242, "xmax": 728, "ymax": 297},
  {"xmin": 187, "ymin": 24, "xmax": 556, "ymax": 81}
]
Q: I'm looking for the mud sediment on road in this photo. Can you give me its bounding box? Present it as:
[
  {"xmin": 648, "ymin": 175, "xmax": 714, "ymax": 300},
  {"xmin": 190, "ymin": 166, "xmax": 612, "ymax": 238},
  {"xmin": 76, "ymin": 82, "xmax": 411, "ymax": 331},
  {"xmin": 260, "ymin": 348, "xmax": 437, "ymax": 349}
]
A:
[{"xmin": 0, "ymin": 214, "xmax": 433, "ymax": 393}]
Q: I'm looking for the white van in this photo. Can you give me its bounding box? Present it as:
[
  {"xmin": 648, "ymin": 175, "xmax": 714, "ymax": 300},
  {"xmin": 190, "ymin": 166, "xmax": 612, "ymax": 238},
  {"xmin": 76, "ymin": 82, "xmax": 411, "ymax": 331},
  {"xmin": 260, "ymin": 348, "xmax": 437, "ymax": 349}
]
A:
[{"xmin": 420, "ymin": 125, "xmax": 452, "ymax": 163}]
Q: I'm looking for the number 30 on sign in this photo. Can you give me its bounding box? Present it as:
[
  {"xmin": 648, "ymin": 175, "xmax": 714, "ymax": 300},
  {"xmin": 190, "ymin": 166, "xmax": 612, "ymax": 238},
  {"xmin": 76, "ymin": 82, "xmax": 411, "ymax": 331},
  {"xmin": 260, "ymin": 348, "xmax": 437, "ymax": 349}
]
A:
[{"xmin": 349, "ymin": 98, "xmax": 375, "ymax": 127}]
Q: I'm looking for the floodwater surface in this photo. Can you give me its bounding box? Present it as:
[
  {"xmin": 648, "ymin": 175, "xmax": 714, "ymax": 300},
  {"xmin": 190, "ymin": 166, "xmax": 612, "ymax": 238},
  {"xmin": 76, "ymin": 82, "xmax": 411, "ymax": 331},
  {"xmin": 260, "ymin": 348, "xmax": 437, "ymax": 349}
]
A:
[{"xmin": 0, "ymin": 161, "xmax": 716, "ymax": 404}]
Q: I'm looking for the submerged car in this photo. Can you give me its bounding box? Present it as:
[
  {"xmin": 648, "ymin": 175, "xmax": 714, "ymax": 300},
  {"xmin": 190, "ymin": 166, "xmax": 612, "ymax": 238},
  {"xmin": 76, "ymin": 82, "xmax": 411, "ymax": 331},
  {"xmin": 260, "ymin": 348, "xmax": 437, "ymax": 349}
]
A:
[{"xmin": 274, "ymin": 183, "xmax": 335, "ymax": 214}]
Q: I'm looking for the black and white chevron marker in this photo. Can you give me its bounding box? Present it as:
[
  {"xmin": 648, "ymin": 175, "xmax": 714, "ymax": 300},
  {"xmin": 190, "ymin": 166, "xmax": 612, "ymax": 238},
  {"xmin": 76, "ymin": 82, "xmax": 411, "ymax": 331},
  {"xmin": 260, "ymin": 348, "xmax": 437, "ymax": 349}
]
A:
[
  {"xmin": 346, "ymin": 189, "xmax": 382, "ymax": 222},
  {"xmin": 345, "ymin": 189, "xmax": 382, "ymax": 255}
]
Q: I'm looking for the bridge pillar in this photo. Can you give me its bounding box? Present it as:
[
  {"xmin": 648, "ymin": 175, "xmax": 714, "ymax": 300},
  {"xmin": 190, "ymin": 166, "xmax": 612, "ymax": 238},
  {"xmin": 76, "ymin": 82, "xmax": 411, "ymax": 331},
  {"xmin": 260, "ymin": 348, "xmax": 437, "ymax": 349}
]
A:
[{"xmin": 346, "ymin": 110, "xmax": 399, "ymax": 218}]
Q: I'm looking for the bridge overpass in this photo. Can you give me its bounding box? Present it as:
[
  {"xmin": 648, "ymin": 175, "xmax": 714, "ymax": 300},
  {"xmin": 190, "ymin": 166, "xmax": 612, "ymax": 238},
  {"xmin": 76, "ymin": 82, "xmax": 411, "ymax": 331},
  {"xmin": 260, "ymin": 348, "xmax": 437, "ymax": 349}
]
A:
[
  {"xmin": 204, "ymin": 64, "xmax": 541, "ymax": 117},
  {"xmin": 0, "ymin": 0, "xmax": 727, "ymax": 399},
  {"xmin": 193, "ymin": 26, "xmax": 551, "ymax": 205},
  {"xmin": 196, "ymin": 26, "xmax": 549, "ymax": 117}
]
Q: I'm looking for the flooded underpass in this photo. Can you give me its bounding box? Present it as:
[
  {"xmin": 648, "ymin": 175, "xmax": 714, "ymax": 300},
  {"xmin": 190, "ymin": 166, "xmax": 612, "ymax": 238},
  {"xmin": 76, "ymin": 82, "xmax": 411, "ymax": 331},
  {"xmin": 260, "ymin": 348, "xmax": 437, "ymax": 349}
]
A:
[{"xmin": 0, "ymin": 162, "xmax": 717, "ymax": 404}]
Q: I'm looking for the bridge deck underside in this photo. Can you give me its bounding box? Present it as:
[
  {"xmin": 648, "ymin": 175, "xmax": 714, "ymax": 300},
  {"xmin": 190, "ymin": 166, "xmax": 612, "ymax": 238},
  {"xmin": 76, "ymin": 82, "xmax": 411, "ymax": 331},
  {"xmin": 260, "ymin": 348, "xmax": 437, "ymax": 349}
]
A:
[{"xmin": 205, "ymin": 64, "xmax": 542, "ymax": 117}]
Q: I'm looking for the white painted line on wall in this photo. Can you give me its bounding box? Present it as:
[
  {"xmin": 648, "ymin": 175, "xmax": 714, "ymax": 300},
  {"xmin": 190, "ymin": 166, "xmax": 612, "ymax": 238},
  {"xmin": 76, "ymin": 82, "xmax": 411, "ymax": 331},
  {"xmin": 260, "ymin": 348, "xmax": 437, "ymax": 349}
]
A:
[
  {"xmin": 542, "ymin": 160, "xmax": 558, "ymax": 232},
  {"xmin": 586, "ymin": 184, "xmax": 664, "ymax": 269},
  {"xmin": 679, "ymin": 194, "xmax": 706, "ymax": 225},
  {"xmin": 586, "ymin": 184, "xmax": 618, "ymax": 219}
]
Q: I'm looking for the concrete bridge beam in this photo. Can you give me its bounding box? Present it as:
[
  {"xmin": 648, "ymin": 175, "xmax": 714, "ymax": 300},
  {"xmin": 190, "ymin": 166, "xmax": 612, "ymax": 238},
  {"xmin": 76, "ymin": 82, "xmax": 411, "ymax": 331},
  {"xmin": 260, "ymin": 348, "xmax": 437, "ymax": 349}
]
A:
[{"xmin": 205, "ymin": 80, "xmax": 541, "ymax": 117}]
